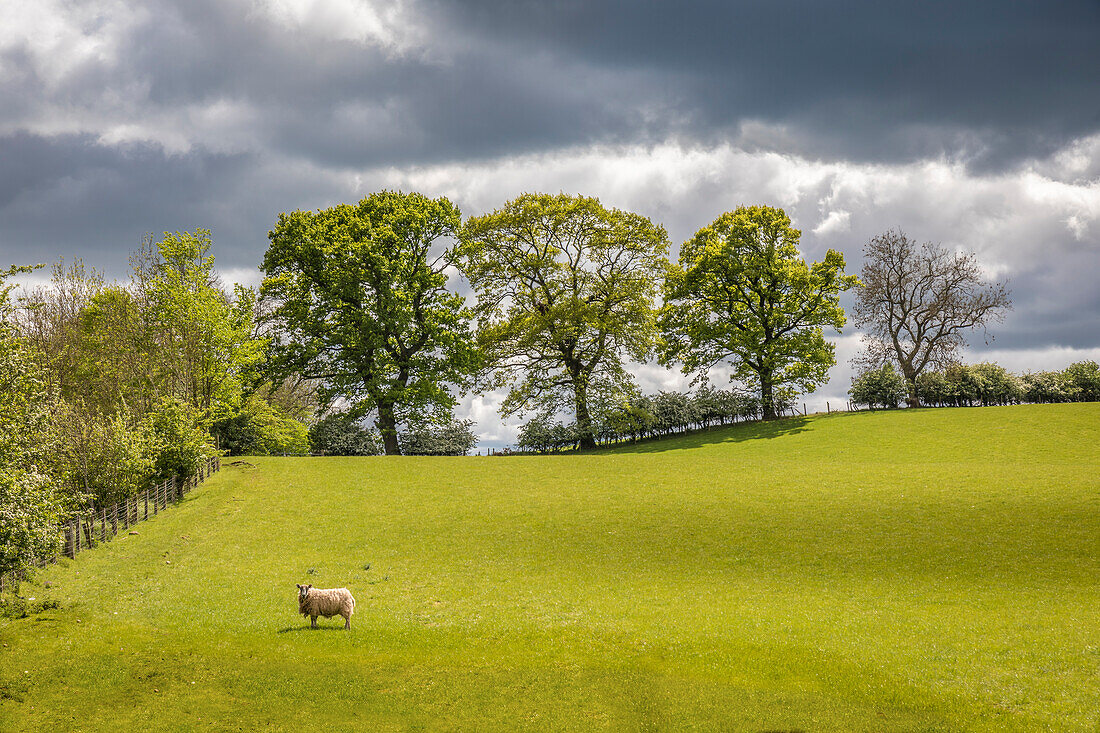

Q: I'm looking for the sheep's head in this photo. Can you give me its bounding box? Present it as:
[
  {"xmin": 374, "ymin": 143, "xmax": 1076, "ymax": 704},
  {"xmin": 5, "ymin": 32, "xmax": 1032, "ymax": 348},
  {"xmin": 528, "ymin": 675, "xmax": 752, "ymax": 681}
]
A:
[{"xmin": 296, "ymin": 583, "xmax": 312, "ymax": 603}]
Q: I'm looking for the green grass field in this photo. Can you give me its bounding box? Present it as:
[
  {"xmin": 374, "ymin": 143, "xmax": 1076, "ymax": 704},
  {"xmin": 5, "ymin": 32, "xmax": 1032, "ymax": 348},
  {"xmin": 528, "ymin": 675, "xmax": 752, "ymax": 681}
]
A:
[{"xmin": 2, "ymin": 403, "xmax": 1098, "ymax": 731}]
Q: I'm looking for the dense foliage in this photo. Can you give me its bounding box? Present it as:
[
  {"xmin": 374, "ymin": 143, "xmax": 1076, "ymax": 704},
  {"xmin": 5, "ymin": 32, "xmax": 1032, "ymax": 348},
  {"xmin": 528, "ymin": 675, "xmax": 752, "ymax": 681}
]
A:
[
  {"xmin": 849, "ymin": 360, "xmax": 1100, "ymax": 409},
  {"xmin": 211, "ymin": 392, "xmax": 310, "ymax": 456},
  {"xmin": 1, "ymin": 231, "xmax": 315, "ymax": 581},
  {"xmin": 0, "ymin": 267, "xmax": 66, "ymax": 579},
  {"xmin": 848, "ymin": 365, "xmax": 908, "ymax": 409}
]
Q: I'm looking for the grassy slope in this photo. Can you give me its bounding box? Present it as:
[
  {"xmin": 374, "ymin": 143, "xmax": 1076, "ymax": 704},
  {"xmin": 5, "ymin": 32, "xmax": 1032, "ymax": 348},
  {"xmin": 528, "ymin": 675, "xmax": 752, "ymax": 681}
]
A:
[{"xmin": 1, "ymin": 403, "xmax": 1098, "ymax": 731}]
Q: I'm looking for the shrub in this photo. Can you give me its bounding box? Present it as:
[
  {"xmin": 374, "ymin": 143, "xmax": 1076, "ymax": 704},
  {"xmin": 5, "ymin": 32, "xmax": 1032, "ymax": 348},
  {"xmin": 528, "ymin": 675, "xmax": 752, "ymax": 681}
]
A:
[
  {"xmin": 1021, "ymin": 371, "xmax": 1068, "ymax": 403},
  {"xmin": 1062, "ymin": 360, "xmax": 1100, "ymax": 402},
  {"xmin": 849, "ymin": 364, "xmax": 907, "ymax": 409},
  {"xmin": 518, "ymin": 416, "xmax": 580, "ymax": 452},
  {"xmin": 969, "ymin": 363, "xmax": 1023, "ymax": 406},
  {"xmin": 142, "ymin": 397, "xmax": 217, "ymax": 480},
  {"xmin": 212, "ymin": 394, "xmax": 310, "ymax": 456},
  {"xmin": 944, "ymin": 363, "xmax": 981, "ymax": 407},
  {"xmin": 915, "ymin": 371, "xmax": 951, "ymax": 406},
  {"xmin": 55, "ymin": 403, "xmax": 154, "ymax": 507},
  {"xmin": 399, "ymin": 418, "xmax": 477, "ymax": 456},
  {"xmin": 308, "ymin": 412, "xmax": 382, "ymax": 456},
  {"xmin": 605, "ymin": 402, "xmax": 656, "ymax": 443},
  {"xmin": 0, "ymin": 271, "xmax": 65, "ymax": 579}
]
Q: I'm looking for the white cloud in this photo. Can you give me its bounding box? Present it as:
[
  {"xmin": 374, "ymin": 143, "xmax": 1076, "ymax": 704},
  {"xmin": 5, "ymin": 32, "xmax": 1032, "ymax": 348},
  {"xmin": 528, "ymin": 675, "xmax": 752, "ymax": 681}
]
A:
[
  {"xmin": 0, "ymin": 1, "xmax": 147, "ymax": 90},
  {"xmin": 365, "ymin": 140, "xmax": 1100, "ymax": 269},
  {"xmin": 219, "ymin": 266, "xmax": 264, "ymax": 290},
  {"xmin": 248, "ymin": 0, "xmax": 426, "ymax": 56},
  {"xmin": 813, "ymin": 209, "xmax": 851, "ymax": 236},
  {"xmin": 1065, "ymin": 214, "xmax": 1089, "ymax": 241},
  {"xmin": 962, "ymin": 345, "xmax": 1100, "ymax": 374}
]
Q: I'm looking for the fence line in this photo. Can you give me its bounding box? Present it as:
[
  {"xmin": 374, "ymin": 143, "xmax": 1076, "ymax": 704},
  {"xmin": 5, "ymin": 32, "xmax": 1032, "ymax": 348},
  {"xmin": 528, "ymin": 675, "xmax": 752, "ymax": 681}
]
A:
[{"xmin": 0, "ymin": 456, "xmax": 221, "ymax": 595}]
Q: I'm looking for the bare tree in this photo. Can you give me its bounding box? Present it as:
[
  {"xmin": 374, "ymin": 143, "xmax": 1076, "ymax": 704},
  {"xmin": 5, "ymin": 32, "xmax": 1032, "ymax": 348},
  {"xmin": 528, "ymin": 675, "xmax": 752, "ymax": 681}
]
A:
[{"xmin": 853, "ymin": 229, "xmax": 1011, "ymax": 407}]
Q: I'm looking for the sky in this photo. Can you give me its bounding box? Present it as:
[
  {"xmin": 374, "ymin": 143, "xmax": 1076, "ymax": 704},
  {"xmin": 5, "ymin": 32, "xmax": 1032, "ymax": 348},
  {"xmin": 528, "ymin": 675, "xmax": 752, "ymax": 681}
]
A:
[{"xmin": 2, "ymin": 0, "xmax": 1098, "ymax": 448}]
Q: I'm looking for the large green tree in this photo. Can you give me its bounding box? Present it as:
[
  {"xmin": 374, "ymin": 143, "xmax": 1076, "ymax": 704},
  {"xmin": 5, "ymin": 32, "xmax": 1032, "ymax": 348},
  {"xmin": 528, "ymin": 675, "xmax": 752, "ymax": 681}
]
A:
[
  {"xmin": 660, "ymin": 205, "xmax": 857, "ymax": 419},
  {"xmin": 139, "ymin": 230, "xmax": 264, "ymax": 419},
  {"xmin": 457, "ymin": 193, "xmax": 669, "ymax": 449},
  {"xmin": 261, "ymin": 191, "xmax": 477, "ymax": 455}
]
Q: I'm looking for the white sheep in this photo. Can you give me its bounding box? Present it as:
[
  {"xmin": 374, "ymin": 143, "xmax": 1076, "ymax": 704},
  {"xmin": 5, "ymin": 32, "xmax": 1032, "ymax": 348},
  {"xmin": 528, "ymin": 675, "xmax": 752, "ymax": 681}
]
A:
[{"xmin": 296, "ymin": 583, "xmax": 356, "ymax": 629}]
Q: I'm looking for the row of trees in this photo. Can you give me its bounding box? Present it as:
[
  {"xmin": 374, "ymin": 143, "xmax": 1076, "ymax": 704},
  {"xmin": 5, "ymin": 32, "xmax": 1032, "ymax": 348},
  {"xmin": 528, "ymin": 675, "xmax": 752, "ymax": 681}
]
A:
[
  {"xmin": 307, "ymin": 412, "xmax": 477, "ymax": 456},
  {"xmin": 261, "ymin": 192, "xmax": 858, "ymax": 453},
  {"xmin": 516, "ymin": 383, "xmax": 787, "ymax": 452},
  {"xmin": 850, "ymin": 360, "xmax": 1100, "ymax": 410}
]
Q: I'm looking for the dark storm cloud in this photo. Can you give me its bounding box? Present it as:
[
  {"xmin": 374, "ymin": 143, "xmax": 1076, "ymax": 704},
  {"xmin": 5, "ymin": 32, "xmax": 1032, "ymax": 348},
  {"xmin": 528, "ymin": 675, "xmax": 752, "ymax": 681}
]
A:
[
  {"xmin": 0, "ymin": 133, "xmax": 254, "ymax": 269},
  {"xmin": 975, "ymin": 249, "xmax": 1100, "ymax": 352},
  {"xmin": 6, "ymin": 1, "xmax": 1097, "ymax": 173},
  {"xmin": 428, "ymin": 0, "xmax": 1100, "ymax": 168},
  {"xmin": 105, "ymin": 0, "xmax": 1100, "ymax": 168},
  {"xmin": 10, "ymin": 0, "xmax": 673, "ymax": 169}
]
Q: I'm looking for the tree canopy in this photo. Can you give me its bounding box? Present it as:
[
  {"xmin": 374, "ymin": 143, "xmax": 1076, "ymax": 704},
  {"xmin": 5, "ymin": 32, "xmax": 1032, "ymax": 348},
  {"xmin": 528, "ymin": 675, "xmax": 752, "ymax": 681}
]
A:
[
  {"xmin": 261, "ymin": 191, "xmax": 478, "ymax": 455},
  {"xmin": 660, "ymin": 205, "xmax": 857, "ymax": 419},
  {"xmin": 457, "ymin": 193, "xmax": 670, "ymax": 449}
]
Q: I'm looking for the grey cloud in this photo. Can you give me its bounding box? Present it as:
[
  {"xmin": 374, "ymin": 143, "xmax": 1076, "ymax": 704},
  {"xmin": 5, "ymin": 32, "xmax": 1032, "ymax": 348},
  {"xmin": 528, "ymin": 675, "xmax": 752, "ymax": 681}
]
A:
[
  {"xmin": 0, "ymin": 133, "xmax": 256, "ymax": 270},
  {"xmin": 7, "ymin": 0, "xmax": 1096, "ymax": 172},
  {"xmin": 430, "ymin": 0, "xmax": 1100, "ymax": 169}
]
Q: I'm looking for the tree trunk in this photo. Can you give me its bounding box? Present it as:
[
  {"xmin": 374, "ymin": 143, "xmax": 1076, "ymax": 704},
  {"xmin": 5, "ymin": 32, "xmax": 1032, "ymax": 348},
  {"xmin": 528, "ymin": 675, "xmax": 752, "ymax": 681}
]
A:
[
  {"xmin": 901, "ymin": 367, "xmax": 920, "ymax": 408},
  {"xmin": 761, "ymin": 376, "xmax": 776, "ymax": 420},
  {"xmin": 376, "ymin": 401, "xmax": 401, "ymax": 456},
  {"xmin": 572, "ymin": 378, "xmax": 597, "ymax": 450}
]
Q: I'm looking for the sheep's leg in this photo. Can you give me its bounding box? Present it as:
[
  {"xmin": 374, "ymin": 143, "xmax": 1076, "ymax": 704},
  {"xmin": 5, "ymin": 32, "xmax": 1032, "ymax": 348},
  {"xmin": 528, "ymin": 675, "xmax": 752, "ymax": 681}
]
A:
[
  {"xmin": 344, "ymin": 615, "xmax": 351, "ymax": 630},
  {"xmin": 311, "ymin": 615, "xmax": 318, "ymax": 628}
]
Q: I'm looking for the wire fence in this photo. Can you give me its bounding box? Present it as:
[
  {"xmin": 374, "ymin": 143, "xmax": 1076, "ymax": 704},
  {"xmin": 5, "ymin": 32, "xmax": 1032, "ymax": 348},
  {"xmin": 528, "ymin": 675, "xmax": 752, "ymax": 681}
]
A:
[{"xmin": 0, "ymin": 456, "xmax": 221, "ymax": 594}]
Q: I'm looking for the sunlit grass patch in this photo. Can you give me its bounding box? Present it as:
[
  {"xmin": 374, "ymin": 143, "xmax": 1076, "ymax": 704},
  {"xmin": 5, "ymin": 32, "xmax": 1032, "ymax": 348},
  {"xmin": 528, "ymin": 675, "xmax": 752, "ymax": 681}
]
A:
[{"xmin": 2, "ymin": 403, "xmax": 1098, "ymax": 731}]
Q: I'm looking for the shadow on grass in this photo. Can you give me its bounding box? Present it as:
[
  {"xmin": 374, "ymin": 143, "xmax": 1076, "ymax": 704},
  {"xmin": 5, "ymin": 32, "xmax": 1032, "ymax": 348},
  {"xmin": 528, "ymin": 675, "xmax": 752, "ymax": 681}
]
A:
[
  {"xmin": 276, "ymin": 625, "xmax": 351, "ymax": 633},
  {"xmin": 603, "ymin": 416, "xmax": 815, "ymax": 454}
]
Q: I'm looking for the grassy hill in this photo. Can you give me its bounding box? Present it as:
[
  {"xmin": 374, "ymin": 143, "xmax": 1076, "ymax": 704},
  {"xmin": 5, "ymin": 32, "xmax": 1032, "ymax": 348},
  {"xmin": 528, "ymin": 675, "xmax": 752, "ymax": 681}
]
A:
[{"xmin": 2, "ymin": 403, "xmax": 1098, "ymax": 731}]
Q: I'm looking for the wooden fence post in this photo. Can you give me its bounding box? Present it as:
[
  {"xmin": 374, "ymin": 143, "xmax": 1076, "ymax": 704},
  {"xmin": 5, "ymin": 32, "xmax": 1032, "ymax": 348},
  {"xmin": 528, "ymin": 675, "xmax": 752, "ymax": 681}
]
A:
[
  {"xmin": 144, "ymin": 489, "xmax": 149, "ymax": 520},
  {"xmin": 112, "ymin": 503, "xmax": 118, "ymax": 537},
  {"xmin": 73, "ymin": 519, "xmax": 81, "ymax": 557},
  {"xmin": 101, "ymin": 508, "xmax": 107, "ymax": 543}
]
